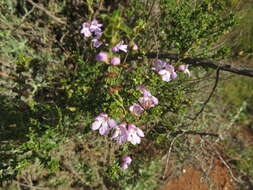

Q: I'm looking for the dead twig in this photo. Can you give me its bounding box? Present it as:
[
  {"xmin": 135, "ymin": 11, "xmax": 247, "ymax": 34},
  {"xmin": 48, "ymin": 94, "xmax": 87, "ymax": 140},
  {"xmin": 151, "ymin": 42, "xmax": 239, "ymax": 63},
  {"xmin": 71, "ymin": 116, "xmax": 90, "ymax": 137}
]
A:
[
  {"xmin": 14, "ymin": 180, "xmax": 49, "ymax": 190},
  {"xmin": 163, "ymin": 133, "xmax": 184, "ymax": 179},
  {"xmin": 189, "ymin": 68, "xmax": 220, "ymax": 120},
  {"xmin": 172, "ymin": 130, "xmax": 220, "ymax": 138},
  {"xmin": 205, "ymin": 141, "xmax": 243, "ymax": 184},
  {"xmin": 25, "ymin": 0, "xmax": 66, "ymax": 25}
]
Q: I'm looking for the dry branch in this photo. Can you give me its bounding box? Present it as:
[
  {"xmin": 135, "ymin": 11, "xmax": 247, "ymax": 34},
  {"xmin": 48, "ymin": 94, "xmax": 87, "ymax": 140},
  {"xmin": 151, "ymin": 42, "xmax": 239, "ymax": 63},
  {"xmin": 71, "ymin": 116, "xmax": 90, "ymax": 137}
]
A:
[{"xmin": 25, "ymin": 0, "xmax": 66, "ymax": 25}]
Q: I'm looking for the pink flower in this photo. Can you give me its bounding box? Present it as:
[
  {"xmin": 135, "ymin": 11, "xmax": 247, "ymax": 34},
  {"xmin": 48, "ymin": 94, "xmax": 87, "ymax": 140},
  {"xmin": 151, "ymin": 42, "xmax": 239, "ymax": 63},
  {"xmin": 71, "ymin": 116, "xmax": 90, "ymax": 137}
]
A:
[
  {"xmin": 127, "ymin": 123, "xmax": 144, "ymax": 145},
  {"xmin": 132, "ymin": 43, "xmax": 138, "ymax": 51},
  {"xmin": 136, "ymin": 86, "xmax": 158, "ymax": 109},
  {"xmin": 152, "ymin": 60, "xmax": 177, "ymax": 81},
  {"xmin": 165, "ymin": 64, "xmax": 177, "ymax": 78},
  {"xmin": 122, "ymin": 155, "xmax": 132, "ymax": 164},
  {"xmin": 112, "ymin": 41, "xmax": 128, "ymax": 53},
  {"xmin": 129, "ymin": 104, "xmax": 144, "ymax": 116},
  {"xmin": 95, "ymin": 30, "xmax": 102, "ymax": 39},
  {"xmin": 81, "ymin": 19, "xmax": 103, "ymax": 39},
  {"xmin": 91, "ymin": 113, "xmax": 117, "ymax": 135},
  {"xmin": 120, "ymin": 162, "xmax": 129, "ymax": 169},
  {"xmin": 177, "ymin": 64, "xmax": 190, "ymax": 76},
  {"xmin": 92, "ymin": 38, "xmax": 103, "ymax": 48},
  {"xmin": 89, "ymin": 19, "xmax": 103, "ymax": 33},
  {"xmin": 137, "ymin": 85, "xmax": 151, "ymax": 96},
  {"xmin": 95, "ymin": 52, "xmax": 109, "ymax": 63},
  {"xmin": 158, "ymin": 69, "xmax": 172, "ymax": 82},
  {"xmin": 110, "ymin": 57, "xmax": 121, "ymax": 65},
  {"xmin": 81, "ymin": 22, "xmax": 92, "ymax": 37},
  {"xmin": 120, "ymin": 155, "xmax": 132, "ymax": 169},
  {"xmin": 152, "ymin": 59, "xmax": 167, "ymax": 73},
  {"xmin": 111, "ymin": 123, "xmax": 129, "ymax": 145},
  {"xmin": 139, "ymin": 95, "xmax": 158, "ymax": 109}
]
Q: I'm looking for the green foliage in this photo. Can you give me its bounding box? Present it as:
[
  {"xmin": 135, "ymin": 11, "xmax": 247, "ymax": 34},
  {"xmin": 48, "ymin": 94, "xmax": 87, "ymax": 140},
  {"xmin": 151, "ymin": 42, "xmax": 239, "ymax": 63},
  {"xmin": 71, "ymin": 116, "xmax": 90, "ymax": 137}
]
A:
[{"xmin": 159, "ymin": 0, "xmax": 235, "ymax": 57}]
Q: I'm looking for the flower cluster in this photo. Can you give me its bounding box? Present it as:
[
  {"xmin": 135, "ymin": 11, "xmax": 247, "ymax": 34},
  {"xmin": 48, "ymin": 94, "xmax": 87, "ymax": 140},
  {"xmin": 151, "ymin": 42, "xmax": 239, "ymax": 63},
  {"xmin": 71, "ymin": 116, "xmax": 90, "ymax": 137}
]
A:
[
  {"xmin": 81, "ymin": 19, "xmax": 139, "ymax": 67},
  {"xmin": 92, "ymin": 117, "xmax": 145, "ymax": 146},
  {"xmin": 95, "ymin": 40, "xmax": 129, "ymax": 66},
  {"xmin": 81, "ymin": 19, "xmax": 103, "ymax": 48},
  {"xmin": 152, "ymin": 60, "xmax": 190, "ymax": 82},
  {"xmin": 91, "ymin": 113, "xmax": 117, "ymax": 135},
  {"xmin": 111, "ymin": 122, "xmax": 144, "ymax": 145},
  {"xmin": 91, "ymin": 113, "xmax": 144, "ymax": 169},
  {"xmin": 129, "ymin": 86, "xmax": 159, "ymax": 116},
  {"xmin": 112, "ymin": 41, "xmax": 128, "ymax": 53},
  {"xmin": 152, "ymin": 60, "xmax": 177, "ymax": 82}
]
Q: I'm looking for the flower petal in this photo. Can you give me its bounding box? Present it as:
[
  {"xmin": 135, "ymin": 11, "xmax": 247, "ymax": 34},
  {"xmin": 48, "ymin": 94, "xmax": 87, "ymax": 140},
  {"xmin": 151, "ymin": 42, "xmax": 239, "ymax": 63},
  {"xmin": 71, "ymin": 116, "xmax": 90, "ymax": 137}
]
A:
[
  {"xmin": 137, "ymin": 128, "xmax": 145, "ymax": 137},
  {"xmin": 111, "ymin": 129, "xmax": 119, "ymax": 139},
  {"xmin": 123, "ymin": 156, "xmax": 132, "ymax": 164},
  {"xmin": 99, "ymin": 121, "xmax": 110, "ymax": 135},
  {"xmin": 91, "ymin": 120, "xmax": 101, "ymax": 130},
  {"xmin": 108, "ymin": 119, "xmax": 117, "ymax": 128},
  {"xmin": 120, "ymin": 162, "xmax": 128, "ymax": 169}
]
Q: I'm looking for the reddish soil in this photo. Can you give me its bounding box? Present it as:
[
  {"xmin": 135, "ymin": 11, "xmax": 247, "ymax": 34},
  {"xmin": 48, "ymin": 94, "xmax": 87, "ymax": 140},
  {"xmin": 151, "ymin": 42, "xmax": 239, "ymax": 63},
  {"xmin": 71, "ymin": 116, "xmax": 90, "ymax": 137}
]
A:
[{"xmin": 162, "ymin": 159, "xmax": 235, "ymax": 190}]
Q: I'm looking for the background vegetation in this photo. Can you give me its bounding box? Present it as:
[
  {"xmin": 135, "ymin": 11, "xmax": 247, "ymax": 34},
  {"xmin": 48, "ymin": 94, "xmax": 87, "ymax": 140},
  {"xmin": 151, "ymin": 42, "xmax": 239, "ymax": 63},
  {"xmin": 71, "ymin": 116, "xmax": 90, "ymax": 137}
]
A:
[{"xmin": 0, "ymin": 0, "xmax": 252, "ymax": 189}]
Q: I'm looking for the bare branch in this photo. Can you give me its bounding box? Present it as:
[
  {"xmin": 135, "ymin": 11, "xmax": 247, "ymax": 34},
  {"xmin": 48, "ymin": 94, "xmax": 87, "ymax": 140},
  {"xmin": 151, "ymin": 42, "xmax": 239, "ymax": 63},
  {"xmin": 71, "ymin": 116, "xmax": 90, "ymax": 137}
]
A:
[
  {"xmin": 190, "ymin": 68, "xmax": 220, "ymax": 120},
  {"xmin": 172, "ymin": 130, "xmax": 220, "ymax": 138},
  {"xmin": 25, "ymin": 0, "xmax": 66, "ymax": 25}
]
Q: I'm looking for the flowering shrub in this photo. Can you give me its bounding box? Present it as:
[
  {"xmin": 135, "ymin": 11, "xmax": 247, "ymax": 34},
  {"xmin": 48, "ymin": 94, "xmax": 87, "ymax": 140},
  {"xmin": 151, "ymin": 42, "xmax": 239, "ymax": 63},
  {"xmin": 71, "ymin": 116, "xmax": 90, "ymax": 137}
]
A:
[
  {"xmin": 82, "ymin": 16, "xmax": 196, "ymax": 169},
  {"xmin": 79, "ymin": 0, "xmax": 235, "ymax": 171}
]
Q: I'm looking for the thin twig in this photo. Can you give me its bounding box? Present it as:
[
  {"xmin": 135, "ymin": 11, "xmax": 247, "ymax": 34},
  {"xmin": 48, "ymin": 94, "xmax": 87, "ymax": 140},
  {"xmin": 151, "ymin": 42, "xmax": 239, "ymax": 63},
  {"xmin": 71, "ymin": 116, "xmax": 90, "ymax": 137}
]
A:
[
  {"xmin": 163, "ymin": 133, "xmax": 184, "ymax": 179},
  {"xmin": 172, "ymin": 130, "xmax": 220, "ymax": 138},
  {"xmin": 146, "ymin": 0, "xmax": 156, "ymax": 21},
  {"xmin": 14, "ymin": 180, "xmax": 49, "ymax": 190},
  {"xmin": 206, "ymin": 143, "xmax": 243, "ymax": 184},
  {"xmin": 190, "ymin": 68, "xmax": 220, "ymax": 120},
  {"xmin": 25, "ymin": 0, "xmax": 66, "ymax": 25}
]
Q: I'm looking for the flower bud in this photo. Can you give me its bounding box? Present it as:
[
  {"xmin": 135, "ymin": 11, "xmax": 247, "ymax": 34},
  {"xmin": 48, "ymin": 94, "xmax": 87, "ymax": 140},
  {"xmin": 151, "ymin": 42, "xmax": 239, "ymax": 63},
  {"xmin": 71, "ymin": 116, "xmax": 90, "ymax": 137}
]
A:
[
  {"xmin": 95, "ymin": 52, "xmax": 108, "ymax": 63},
  {"xmin": 110, "ymin": 57, "xmax": 121, "ymax": 65}
]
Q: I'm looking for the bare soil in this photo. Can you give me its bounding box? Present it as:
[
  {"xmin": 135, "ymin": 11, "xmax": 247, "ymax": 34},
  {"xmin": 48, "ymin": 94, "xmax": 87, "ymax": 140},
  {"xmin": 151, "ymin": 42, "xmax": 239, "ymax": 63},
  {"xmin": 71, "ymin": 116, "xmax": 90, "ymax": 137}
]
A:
[{"xmin": 161, "ymin": 159, "xmax": 235, "ymax": 190}]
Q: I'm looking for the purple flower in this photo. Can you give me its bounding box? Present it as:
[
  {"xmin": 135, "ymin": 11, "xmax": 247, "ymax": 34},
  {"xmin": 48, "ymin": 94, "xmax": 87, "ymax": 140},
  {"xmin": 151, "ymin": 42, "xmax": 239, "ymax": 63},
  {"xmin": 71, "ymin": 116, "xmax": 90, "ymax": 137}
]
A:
[
  {"xmin": 89, "ymin": 19, "xmax": 103, "ymax": 33},
  {"xmin": 110, "ymin": 57, "xmax": 121, "ymax": 65},
  {"xmin": 122, "ymin": 156, "xmax": 132, "ymax": 164},
  {"xmin": 120, "ymin": 155, "xmax": 132, "ymax": 169},
  {"xmin": 165, "ymin": 64, "xmax": 177, "ymax": 78},
  {"xmin": 111, "ymin": 123, "xmax": 129, "ymax": 145},
  {"xmin": 112, "ymin": 41, "xmax": 128, "ymax": 53},
  {"xmin": 95, "ymin": 52, "xmax": 109, "ymax": 63},
  {"xmin": 120, "ymin": 162, "xmax": 129, "ymax": 169},
  {"xmin": 91, "ymin": 113, "xmax": 117, "ymax": 135},
  {"xmin": 81, "ymin": 19, "xmax": 103, "ymax": 39},
  {"xmin": 127, "ymin": 123, "xmax": 144, "ymax": 145},
  {"xmin": 95, "ymin": 30, "xmax": 103, "ymax": 39},
  {"xmin": 177, "ymin": 64, "xmax": 190, "ymax": 76},
  {"xmin": 81, "ymin": 22, "xmax": 92, "ymax": 37},
  {"xmin": 129, "ymin": 103, "xmax": 144, "ymax": 116},
  {"xmin": 151, "ymin": 59, "xmax": 167, "ymax": 72},
  {"xmin": 92, "ymin": 38, "xmax": 103, "ymax": 48}
]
